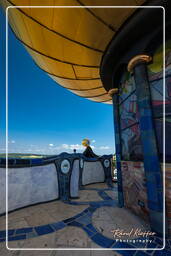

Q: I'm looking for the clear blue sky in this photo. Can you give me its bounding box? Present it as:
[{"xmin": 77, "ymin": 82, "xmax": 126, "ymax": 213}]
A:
[{"xmin": 0, "ymin": 8, "xmax": 115, "ymax": 155}]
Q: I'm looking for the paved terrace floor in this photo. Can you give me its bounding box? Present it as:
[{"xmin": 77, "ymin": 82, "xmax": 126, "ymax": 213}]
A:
[{"xmin": 0, "ymin": 182, "xmax": 171, "ymax": 256}]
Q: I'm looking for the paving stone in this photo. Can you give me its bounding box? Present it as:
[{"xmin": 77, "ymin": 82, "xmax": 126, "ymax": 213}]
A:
[
  {"xmin": 16, "ymin": 232, "xmax": 56, "ymax": 249},
  {"xmin": 91, "ymin": 250, "xmax": 121, "ymax": 256},
  {"xmin": 76, "ymin": 215, "xmax": 92, "ymax": 226},
  {"xmin": 6, "ymin": 238, "xmax": 26, "ymax": 249},
  {"xmin": 72, "ymin": 190, "xmax": 103, "ymax": 202},
  {"xmin": 91, "ymin": 233, "xmax": 114, "ymax": 248},
  {"xmin": 47, "ymin": 203, "xmax": 87, "ymax": 222},
  {"xmin": 0, "ymin": 216, "xmax": 6, "ymax": 230},
  {"xmin": 8, "ymin": 219, "xmax": 30, "ymax": 230},
  {"xmin": 25, "ymin": 211, "xmax": 55, "ymax": 226},
  {"xmin": 19, "ymin": 251, "xmax": 52, "ymax": 256},
  {"xmin": 0, "ymin": 241, "xmax": 22, "ymax": 255},
  {"xmin": 84, "ymin": 183, "xmax": 109, "ymax": 190},
  {"xmin": 54, "ymin": 226, "xmax": 92, "ymax": 248},
  {"xmin": 105, "ymin": 190, "xmax": 118, "ymax": 201},
  {"xmin": 51, "ymin": 251, "xmax": 91, "ymax": 256},
  {"xmin": 92, "ymin": 207, "xmax": 150, "ymax": 240}
]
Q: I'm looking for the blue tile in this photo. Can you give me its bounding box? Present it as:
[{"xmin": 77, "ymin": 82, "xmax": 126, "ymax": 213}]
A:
[
  {"xmin": 82, "ymin": 226, "xmax": 94, "ymax": 237},
  {"xmin": 83, "ymin": 209, "xmax": 89, "ymax": 214},
  {"xmin": 67, "ymin": 221, "xmax": 83, "ymax": 228},
  {"xmin": 0, "ymin": 229, "xmax": 15, "ymax": 238},
  {"xmin": 88, "ymin": 206, "xmax": 98, "ymax": 212},
  {"xmin": 26, "ymin": 232, "xmax": 37, "ymax": 239},
  {"xmin": 63, "ymin": 217, "xmax": 76, "ymax": 223},
  {"xmin": 98, "ymin": 191, "xmax": 112, "ymax": 201},
  {"xmin": 91, "ymin": 233, "xmax": 114, "ymax": 248},
  {"xmin": 86, "ymin": 224, "xmax": 97, "ymax": 234},
  {"xmin": 8, "ymin": 234, "xmax": 26, "ymax": 241},
  {"xmin": 16, "ymin": 227, "xmax": 33, "ymax": 234},
  {"xmin": 74, "ymin": 212, "xmax": 85, "ymax": 219},
  {"xmin": 76, "ymin": 215, "xmax": 91, "ymax": 225},
  {"xmin": 35, "ymin": 225, "xmax": 54, "ymax": 236},
  {"xmin": 0, "ymin": 231, "xmax": 6, "ymax": 238},
  {"xmin": 50, "ymin": 221, "xmax": 66, "ymax": 231}
]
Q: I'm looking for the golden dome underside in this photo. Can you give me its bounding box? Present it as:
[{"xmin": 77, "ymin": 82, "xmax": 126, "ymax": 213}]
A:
[{"xmin": 2, "ymin": 0, "xmax": 146, "ymax": 104}]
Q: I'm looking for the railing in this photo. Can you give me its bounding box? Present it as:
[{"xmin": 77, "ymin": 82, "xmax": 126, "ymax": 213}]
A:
[{"xmin": 0, "ymin": 153, "xmax": 113, "ymax": 215}]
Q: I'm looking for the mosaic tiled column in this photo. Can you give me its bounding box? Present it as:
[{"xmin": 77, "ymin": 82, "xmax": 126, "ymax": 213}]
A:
[
  {"xmin": 109, "ymin": 89, "xmax": 124, "ymax": 207},
  {"xmin": 55, "ymin": 158, "xmax": 72, "ymax": 201},
  {"xmin": 128, "ymin": 55, "xmax": 164, "ymax": 236}
]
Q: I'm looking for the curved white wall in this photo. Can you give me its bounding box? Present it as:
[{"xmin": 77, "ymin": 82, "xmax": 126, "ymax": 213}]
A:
[
  {"xmin": 0, "ymin": 163, "xmax": 59, "ymax": 214},
  {"xmin": 82, "ymin": 161, "xmax": 105, "ymax": 185}
]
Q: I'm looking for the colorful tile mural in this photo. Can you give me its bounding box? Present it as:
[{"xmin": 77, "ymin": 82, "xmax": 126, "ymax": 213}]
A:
[
  {"xmin": 119, "ymin": 71, "xmax": 142, "ymax": 161},
  {"xmin": 118, "ymin": 40, "xmax": 171, "ymax": 237},
  {"xmin": 121, "ymin": 161, "xmax": 149, "ymax": 222},
  {"xmin": 148, "ymin": 40, "xmax": 171, "ymax": 162},
  {"xmin": 121, "ymin": 124, "xmax": 143, "ymax": 161},
  {"xmin": 119, "ymin": 40, "xmax": 171, "ymax": 162}
]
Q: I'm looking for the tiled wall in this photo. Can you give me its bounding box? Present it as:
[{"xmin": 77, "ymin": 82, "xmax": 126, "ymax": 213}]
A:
[
  {"xmin": 122, "ymin": 161, "xmax": 171, "ymax": 237},
  {"xmin": 121, "ymin": 161, "xmax": 149, "ymax": 222}
]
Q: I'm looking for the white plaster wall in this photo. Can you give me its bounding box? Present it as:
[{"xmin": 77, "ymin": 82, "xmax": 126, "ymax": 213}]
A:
[
  {"xmin": 82, "ymin": 161, "xmax": 105, "ymax": 185},
  {"xmin": 70, "ymin": 160, "xmax": 79, "ymax": 198},
  {"xmin": 0, "ymin": 163, "xmax": 59, "ymax": 214}
]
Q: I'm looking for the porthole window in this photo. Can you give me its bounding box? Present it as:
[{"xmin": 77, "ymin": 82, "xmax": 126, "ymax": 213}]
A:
[
  {"xmin": 61, "ymin": 159, "xmax": 70, "ymax": 174},
  {"xmin": 104, "ymin": 159, "xmax": 110, "ymax": 168}
]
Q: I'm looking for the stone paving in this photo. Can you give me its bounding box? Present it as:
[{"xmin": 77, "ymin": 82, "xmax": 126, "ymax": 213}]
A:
[{"xmin": 0, "ymin": 182, "xmax": 170, "ymax": 255}]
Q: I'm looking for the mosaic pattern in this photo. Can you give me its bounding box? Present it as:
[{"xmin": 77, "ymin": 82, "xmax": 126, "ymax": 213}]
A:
[
  {"xmin": 119, "ymin": 91, "xmax": 139, "ymax": 130},
  {"xmin": 118, "ymin": 72, "xmax": 142, "ymax": 161},
  {"xmin": 148, "ymin": 41, "xmax": 171, "ymax": 162},
  {"xmin": 0, "ymin": 182, "xmax": 170, "ymax": 254},
  {"xmin": 134, "ymin": 60, "xmax": 163, "ymax": 236},
  {"xmin": 118, "ymin": 41, "xmax": 171, "ymax": 163},
  {"xmin": 121, "ymin": 161, "xmax": 149, "ymax": 222},
  {"xmin": 121, "ymin": 123, "xmax": 143, "ymax": 161},
  {"xmin": 119, "ymin": 72, "xmax": 136, "ymax": 103}
]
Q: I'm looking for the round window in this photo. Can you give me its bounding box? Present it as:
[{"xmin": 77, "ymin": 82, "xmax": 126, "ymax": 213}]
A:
[
  {"xmin": 104, "ymin": 159, "xmax": 110, "ymax": 168},
  {"xmin": 61, "ymin": 159, "xmax": 70, "ymax": 174}
]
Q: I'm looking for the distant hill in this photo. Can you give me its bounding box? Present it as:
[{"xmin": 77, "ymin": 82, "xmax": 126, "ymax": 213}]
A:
[{"xmin": 0, "ymin": 153, "xmax": 47, "ymax": 159}]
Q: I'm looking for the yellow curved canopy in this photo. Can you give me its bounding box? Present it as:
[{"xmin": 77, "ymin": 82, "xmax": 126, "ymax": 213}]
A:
[{"xmin": 2, "ymin": 0, "xmax": 146, "ymax": 104}]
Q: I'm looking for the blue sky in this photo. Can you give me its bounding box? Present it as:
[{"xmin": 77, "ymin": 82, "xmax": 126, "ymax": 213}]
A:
[{"xmin": 0, "ymin": 8, "xmax": 115, "ymax": 155}]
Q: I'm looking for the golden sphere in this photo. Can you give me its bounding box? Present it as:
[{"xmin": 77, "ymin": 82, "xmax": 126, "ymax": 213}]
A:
[{"xmin": 82, "ymin": 139, "xmax": 90, "ymax": 147}]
